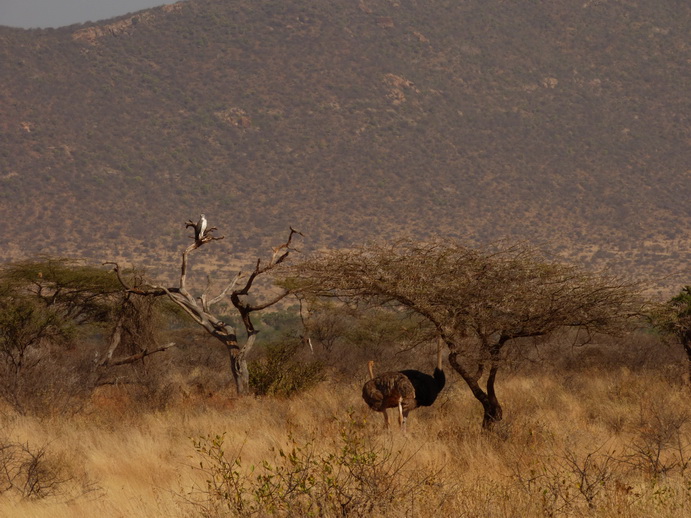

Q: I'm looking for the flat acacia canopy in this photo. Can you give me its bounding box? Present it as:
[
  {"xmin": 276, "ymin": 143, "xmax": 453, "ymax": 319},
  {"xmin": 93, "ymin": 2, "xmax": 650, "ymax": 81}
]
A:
[{"xmin": 290, "ymin": 238, "xmax": 643, "ymax": 428}]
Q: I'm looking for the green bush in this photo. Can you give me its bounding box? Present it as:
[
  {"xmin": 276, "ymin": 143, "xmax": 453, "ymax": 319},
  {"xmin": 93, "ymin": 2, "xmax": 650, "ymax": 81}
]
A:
[{"xmin": 248, "ymin": 338, "xmax": 324, "ymax": 397}]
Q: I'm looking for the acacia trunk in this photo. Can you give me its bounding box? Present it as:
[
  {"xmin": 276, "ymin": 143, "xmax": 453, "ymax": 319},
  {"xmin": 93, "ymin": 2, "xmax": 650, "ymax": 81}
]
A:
[
  {"xmin": 482, "ymin": 364, "xmax": 503, "ymax": 429},
  {"xmin": 683, "ymin": 337, "xmax": 691, "ymax": 384},
  {"xmin": 227, "ymin": 345, "xmax": 250, "ymax": 396},
  {"xmin": 448, "ymin": 351, "xmax": 503, "ymax": 430}
]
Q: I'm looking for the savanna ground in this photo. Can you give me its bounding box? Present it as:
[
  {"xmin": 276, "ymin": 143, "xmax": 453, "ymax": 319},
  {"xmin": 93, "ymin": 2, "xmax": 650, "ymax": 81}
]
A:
[{"xmin": 0, "ymin": 332, "xmax": 689, "ymax": 518}]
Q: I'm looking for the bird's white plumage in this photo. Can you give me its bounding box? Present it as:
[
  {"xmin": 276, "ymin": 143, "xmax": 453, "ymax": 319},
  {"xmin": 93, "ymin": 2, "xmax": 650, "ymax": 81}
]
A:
[{"xmin": 195, "ymin": 213, "xmax": 207, "ymax": 241}]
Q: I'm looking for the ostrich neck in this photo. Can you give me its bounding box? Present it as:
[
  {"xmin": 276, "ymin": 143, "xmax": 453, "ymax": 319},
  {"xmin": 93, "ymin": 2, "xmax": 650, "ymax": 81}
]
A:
[{"xmin": 434, "ymin": 368, "xmax": 446, "ymax": 390}]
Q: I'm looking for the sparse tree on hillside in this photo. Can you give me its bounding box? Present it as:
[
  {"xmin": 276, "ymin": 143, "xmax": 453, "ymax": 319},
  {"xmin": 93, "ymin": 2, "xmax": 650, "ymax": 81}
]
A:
[
  {"xmin": 654, "ymin": 286, "xmax": 691, "ymax": 383},
  {"xmin": 290, "ymin": 239, "xmax": 643, "ymax": 429},
  {"xmin": 110, "ymin": 219, "xmax": 302, "ymax": 396}
]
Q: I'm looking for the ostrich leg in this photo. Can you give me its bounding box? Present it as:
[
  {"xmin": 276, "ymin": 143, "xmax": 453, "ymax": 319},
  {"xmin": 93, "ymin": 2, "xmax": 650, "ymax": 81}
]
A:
[{"xmin": 398, "ymin": 399, "xmax": 407, "ymax": 433}]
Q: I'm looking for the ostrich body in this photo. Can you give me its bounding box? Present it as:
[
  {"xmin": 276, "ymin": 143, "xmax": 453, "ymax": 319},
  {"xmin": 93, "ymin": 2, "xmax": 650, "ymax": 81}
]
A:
[
  {"xmin": 362, "ymin": 366, "xmax": 417, "ymax": 431},
  {"xmin": 362, "ymin": 338, "xmax": 446, "ymax": 432}
]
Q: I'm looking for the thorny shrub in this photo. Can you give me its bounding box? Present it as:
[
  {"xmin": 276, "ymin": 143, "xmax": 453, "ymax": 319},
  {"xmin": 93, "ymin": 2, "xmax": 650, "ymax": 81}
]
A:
[
  {"xmin": 0, "ymin": 438, "xmax": 96, "ymax": 500},
  {"xmin": 187, "ymin": 416, "xmax": 447, "ymax": 517},
  {"xmin": 621, "ymin": 402, "xmax": 690, "ymax": 478},
  {"xmin": 511, "ymin": 443, "xmax": 618, "ymax": 515},
  {"xmin": 511, "ymin": 423, "xmax": 690, "ymax": 517}
]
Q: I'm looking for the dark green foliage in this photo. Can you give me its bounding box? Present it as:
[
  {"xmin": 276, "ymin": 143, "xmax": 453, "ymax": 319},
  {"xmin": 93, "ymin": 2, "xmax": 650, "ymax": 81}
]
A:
[
  {"xmin": 654, "ymin": 286, "xmax": 691, "ymax": 381},
  {"xmin": 249, "ymin": 337, "xmax": 324, "ymax": 397},
  {"xmin": 1, "ymin": 258, "xmax": 122, "ymax": 326},
  {"xmin": 0, "ymin": 289, "xmax": 75, "ymax": 413},
  {"xmin": 254, "ymin": 307, "xmax": 302, "ymax": 343},
  {"xmin": 0, "ymin": 293, "xmax": 71, "ymax": 368},
  {"xmin": 668, "ymin": 286, "xmax": 691, "ymax": 344},
  {"xmin": 0, "ymin": 259, "xmax": 130, "ymax": 414}
]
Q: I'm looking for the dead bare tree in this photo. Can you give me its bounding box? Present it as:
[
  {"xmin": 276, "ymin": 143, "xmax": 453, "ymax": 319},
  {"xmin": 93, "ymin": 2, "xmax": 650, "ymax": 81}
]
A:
[{"xmin": 109, "ymin": 219, "xmax": 302, "ymax": 395}]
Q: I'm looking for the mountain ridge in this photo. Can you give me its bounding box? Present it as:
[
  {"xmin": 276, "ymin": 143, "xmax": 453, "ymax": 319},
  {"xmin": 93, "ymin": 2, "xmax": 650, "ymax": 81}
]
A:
[{"xmin": 0, "ymin": 0, "xmax": 689, "ymax": 293}]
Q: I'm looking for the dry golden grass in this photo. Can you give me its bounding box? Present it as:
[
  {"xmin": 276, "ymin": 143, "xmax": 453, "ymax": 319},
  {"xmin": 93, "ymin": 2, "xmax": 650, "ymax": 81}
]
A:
[{"xmin": 0, "ymin": 366, "xmax": 689, "ymax": 517}]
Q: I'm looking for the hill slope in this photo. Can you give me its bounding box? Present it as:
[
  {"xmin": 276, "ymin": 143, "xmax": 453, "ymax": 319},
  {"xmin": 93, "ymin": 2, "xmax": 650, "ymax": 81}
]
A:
[{"xmin": 0, "ymin": 0, "xmax": 689, "ymax": 290}]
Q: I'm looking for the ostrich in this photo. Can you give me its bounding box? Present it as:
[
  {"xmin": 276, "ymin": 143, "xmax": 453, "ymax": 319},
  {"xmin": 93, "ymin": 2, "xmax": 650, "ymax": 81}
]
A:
[
  {"xmin": 362, "ymin": 364, "xmax": 416, "ymax": 432},
  {"xmin": 362, "ymin": 337, "xmax": 446, "ymax": 433}
]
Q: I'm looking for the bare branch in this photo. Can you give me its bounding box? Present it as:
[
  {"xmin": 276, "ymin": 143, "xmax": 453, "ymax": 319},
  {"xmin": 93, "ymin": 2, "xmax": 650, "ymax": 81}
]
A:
[
  {"xmin": 251, "ymin": 290, "xmax": 291, "ymax": 312},
  {"xmin": 208, "ymin": 271, "xmax": 244, "ymax": 306},
  {"xmin": 104, "ymin": 342, "xmax": 176, "ymax": 367},
  {"xmin": 270, "ymin": 226, "xmax": 303, "ymax": 265},
  {"xmin": 179, "ymin": 242, "xmax": 197, "ymax": 294},
  {"xmin": 235, "ymin": 228, "xmax": 302, "ymax": 298},
  {"xmin": 104, "ymin": 262, "xmax": 172, "ymax": 297},
  {"xmin": 103, "ymin": 261, "xmax": 130, "ymax": 290}
]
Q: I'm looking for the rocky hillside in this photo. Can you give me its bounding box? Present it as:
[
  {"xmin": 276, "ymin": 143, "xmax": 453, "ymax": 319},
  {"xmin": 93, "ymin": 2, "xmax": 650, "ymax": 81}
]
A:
[{"xmin": 0, "ymin": 0, "xmax": 689, "ymax": 292}]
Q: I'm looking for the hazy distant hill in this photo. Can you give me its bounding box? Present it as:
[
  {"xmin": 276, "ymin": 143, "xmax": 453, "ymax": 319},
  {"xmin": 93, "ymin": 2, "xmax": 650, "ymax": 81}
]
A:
[{"xmin": 0, "ymin": 0, "xmax": 689, "ymax": 292}]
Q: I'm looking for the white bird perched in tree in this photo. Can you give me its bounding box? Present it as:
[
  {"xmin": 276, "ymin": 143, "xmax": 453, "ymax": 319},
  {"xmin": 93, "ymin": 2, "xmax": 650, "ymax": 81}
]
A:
[{"xmin": 194, "ymin": 214, "xmax": 207, "ymax": 242}]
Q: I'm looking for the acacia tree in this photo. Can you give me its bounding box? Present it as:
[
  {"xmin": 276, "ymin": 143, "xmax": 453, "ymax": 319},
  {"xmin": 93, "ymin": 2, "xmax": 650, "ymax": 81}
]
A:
[
  {"xmin": 1, "ymin": 258, "xmax": 123, "ymax": 324},
  {"xmin": 110, "ymin": 222, "xmax": 301, "ymax": 395},
  {"xmin": 0, "ymin": 259, "xmax": 135, "ymax": 412},
  {"xmin": 2, "ymin": 258, "xmax": 174, "ymax": 369},
  {"xmin": 290, "ymin": 239, "xmax": 643, "ymax": 429},
  {"xmin": 0, "ymin": 289, "xmax": 69, "ymax": 412}
]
